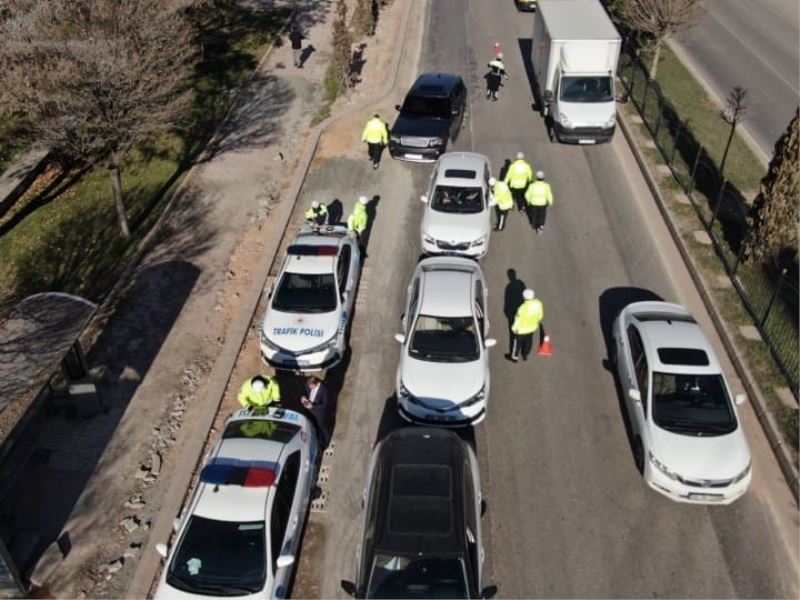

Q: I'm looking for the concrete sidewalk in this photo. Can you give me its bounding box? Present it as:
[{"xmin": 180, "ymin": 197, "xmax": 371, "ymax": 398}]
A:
[{"xmin": 20, "ymin": 1, "xmax": 340, "ymax": 597}]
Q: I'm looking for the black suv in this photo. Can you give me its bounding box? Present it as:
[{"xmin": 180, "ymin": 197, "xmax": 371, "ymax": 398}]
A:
[
  {"xmin": 389, "ymin": 73, "xmax": 468, "ymax": 162},
  {"xmin": 343, "ymin": 428, "xmax": 495, "ymax": 599}
]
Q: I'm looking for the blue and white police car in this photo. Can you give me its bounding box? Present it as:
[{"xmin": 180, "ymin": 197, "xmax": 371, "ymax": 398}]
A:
[
  {"xmin": 154, "ymin": 407, "xmax": 318, "ymax": 599},
  {"xmin": 261, "ymin": 224, "xmax": 362, "ymax": 371}
]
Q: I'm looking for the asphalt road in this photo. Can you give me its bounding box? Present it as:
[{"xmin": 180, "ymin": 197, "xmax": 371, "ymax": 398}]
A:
[
  {"xmin": 673, "ymin": 0, "xmax": 800, "ymax": 160},
  {"xmin": 298, "ymin": 0, "xmax": 799, "ymax": 597}
]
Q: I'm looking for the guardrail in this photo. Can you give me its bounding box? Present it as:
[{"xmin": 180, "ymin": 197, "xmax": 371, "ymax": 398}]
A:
[{"xmin": 617, "ymin": 46, "xmax": 799, "ymax": 400}]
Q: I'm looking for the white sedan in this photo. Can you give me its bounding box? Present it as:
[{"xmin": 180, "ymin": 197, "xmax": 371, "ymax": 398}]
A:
[
  {"xmin": 420, "ymin": 152, "xmax": 494, "ymax": 259},
  {"xmin": 612, "ymin": 301, "xmax": 751, "ymax": 504},
  {"xmin": 261, "ymin": 224, "xmax": 361, "ymax": 371},
  {"xmin": 395, "ymin": 256, "xmax": 496, "ymax": 427},
  {"xmin": 154, "ymin": 407, "xmax": 318, "ymax": 598}
]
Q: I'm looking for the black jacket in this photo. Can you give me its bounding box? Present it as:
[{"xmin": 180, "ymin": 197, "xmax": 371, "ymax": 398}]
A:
[{"xmin": 289, "ymin": 29, "xmax": 303, "ymax": 49}]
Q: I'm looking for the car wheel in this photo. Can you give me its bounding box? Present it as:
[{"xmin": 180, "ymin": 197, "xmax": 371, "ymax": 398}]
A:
[{"xmin": 633, "ymin": 437, "xmax": 644, "ymax": 474}]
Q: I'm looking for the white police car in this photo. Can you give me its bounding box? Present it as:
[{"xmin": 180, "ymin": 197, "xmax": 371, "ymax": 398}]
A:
[
  {"xmin": 261, "ymin": 224, "xmax": 362, "ymax": 371},
  {"xmin": 154, "ymin": 407, "xmax": 318, "ymax": 599}
]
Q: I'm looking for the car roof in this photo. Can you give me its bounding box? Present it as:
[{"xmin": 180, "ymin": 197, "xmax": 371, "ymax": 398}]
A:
[
  {"xmin": 435, "ymin": 153, "xmax": 488, "ymax": 187},
  {"xmin": 628, "ymin": 302, "xmax": 722, "ymax": 374},
  {"xmin": 191, "ymin": 413, "xmax": 303, "ymax": 522},
  {"xmin": 372, "ymin": 428, "xmax": 467, "ymax": 556},
  {"xmin": 417, "ymin": 258, "xmax": 478, "ymax": 317},
  {"xmin": 283, "ymin": 227, "xmax": 348, "ymax": 275},
  {"xmin": 410, "ymin": 73, "xmax": 462, "ymax": 97}
]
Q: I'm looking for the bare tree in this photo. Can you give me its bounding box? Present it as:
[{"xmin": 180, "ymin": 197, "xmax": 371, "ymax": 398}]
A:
[
  {"xmin": 621, "ymin": 0, "xmax": 705, "ymax": 79},
  {"xmin": 351, "ymin": 0, "xmax": 376, "ymax": 39},
  {"xmin": 0, "ymin": 0, "xmax": 196, "ymax": 237},
  {"xmin": 745, "ymin": 110, "xmax": 799, "ymax": 266},
  {"xmin": 324, "ymin": 0, "xmax": 352, "ymax": 100},
  {"xmin": 719, "ymin": 86, "xmax": 748, "ymax": 178}
]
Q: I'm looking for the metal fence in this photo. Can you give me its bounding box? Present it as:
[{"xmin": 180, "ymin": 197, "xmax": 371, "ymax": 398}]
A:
[{"xmin": 617, "ymin": 48, "xmax": 799, "ymax": 399}]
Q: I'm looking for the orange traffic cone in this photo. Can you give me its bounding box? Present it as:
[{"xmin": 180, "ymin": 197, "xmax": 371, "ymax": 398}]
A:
[
  {"xmin": 493, "ymin": 41, "xmax": 502, "ymax": 57},
  {"xmin": 538, "ymin": 334, "xmax": 553, "ymax": 357}
]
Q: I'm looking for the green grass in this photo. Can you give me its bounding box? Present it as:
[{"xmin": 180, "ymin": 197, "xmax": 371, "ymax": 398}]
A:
[{"xmin": 0, "ymin": 4, "xmax": 290, "ymax": 313}]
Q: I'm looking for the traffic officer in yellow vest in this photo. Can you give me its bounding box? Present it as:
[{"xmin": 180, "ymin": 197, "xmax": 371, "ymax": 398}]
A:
[
  {"xmin": 238, "ymin": 374, "xmax": 281, "ymax": 411},
  {"xmin": 489, "ymin": 177, "xmax": 513, "ymax": 231},
  {"xmin": 361, "ymin": 113, "xmax": 389, "ymax": 169},
  {"xmin": 504, "ymin": 152, "xmax": 533, "ymax": 212},
  {"xmin": 524, "ymin": 171, "xmax": 554, "ymax": 234},
  {"xmin": 305, "ymin": 200, "xmax": 328, "ymax": 226},
  {"xmin": 508, "ymin": 288, "xmax": 544, "ymax": 362},
  {"xmin": 347, "ymin": 195, "xmax": 370, "ymax": 250}
]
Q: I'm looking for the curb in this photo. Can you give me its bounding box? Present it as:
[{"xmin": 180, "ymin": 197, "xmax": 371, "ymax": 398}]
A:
[
  {"xmin": 617, "ymin": 109, "xmax": 799, "ymax": 503},
  {"xmin": 127, "ymin": 1, "xmax": 416, "ymax": 596}
]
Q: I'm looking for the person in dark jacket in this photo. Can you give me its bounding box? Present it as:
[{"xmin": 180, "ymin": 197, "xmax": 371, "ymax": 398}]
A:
[
  {"xmin": 289, "ymin": 25, "xmax": 304, "ymax": 68},
  {"xmin": 301, "ymin": 376, "xmax": 331, "ymax": 446}
]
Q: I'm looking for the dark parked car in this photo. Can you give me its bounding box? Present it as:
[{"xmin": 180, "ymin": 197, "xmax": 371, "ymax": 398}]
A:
[
  {"xmin": 343, "ymin": 428, "xmax": 494, "ymax": 599},
  {"xmin": 389, "ymin": 73, "xmax": 468, "ymax": 162}
]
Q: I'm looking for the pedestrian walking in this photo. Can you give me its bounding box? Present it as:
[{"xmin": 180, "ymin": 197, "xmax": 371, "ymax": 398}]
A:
[
  {"xmin": 508, "ymin": 288, "xmax": 544, "ymax": 362},
  {"xmin": 305, "ymin": 200, "xmax": 328, "ymax": 226},
  {"xmin": 237, "ymin": 374, "xmax": 281, "ymax": 411},
  {"xmin": 486, "ymin": 53, "xmax": 508, "ymax": 101},
  {"xmin": 289, "ymin": 25, "xmax": 304, "ymax": 68},
  {"xmin": 301, "ymin": 376, "xmax": 332, "ymax": 446},
  {"xmin": 489, "ymin": 177, "xmax": 513, "ymax": 231},
  {"xmin": 347, "ymin": 195, "xmax": 370, "ymax": 251},
  {"xmin": 362, "ymin": 113, "xmax": 389, "ymax": 169},
  {"xmin": 504, "ymin": 152, "xmax": 533, "ymax": 212},
  {"xmin": 524, "ymin": 171, "xmax": 553, "ymax": 233}
]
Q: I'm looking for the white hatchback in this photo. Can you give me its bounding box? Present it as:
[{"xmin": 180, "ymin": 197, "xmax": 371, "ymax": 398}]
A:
[
  {"xmin": 261, "ymin": 224, "xmax": 361, "ymax": 371},
  {"xmin": 395, "ymin": 256, "xmax": 496, "ymax": 427},
  {"xmin": 420, "ymin": 152, "xmax": 494, "ymax": 258},
  {"xmin": 612, "ymin": 301, "xmax": 751, "ymax": 504},
  {"xmin": 154, "ymin": 407, "xmax": 318, "ymax": 598}
]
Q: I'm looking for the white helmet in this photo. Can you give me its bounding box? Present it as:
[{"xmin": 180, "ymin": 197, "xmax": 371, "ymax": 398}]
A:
[
  {"xmin": 311, "ymin": 200, "xmax": 320, "ymax": 209},
  {"xmin": 536, "ymin": 171, "xmax": 545, "ymax": 180},
  {"xmin": 516, "ymin": 151, "xmax": 524, "ymax": 160},
  {"xmin": 488, "ymin": 177, "xmax": 497, "ymax": 186},
  {"xmin": 522, "ymin": 288, "xmax": 535, "ymax": 300},
  {"xmin": 497, "ymin": 52, "xmax": 504, "ymax": 60},
  {"xmin": 251, "ymin": 378, "xmax": 266, "ymax": 393},
  {"xmin": 358, "ymin": 195, "xmax": 368, "ymax": 205}
]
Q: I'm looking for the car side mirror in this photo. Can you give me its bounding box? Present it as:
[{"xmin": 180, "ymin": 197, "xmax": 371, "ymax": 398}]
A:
[
  {"xmin": 544, "ymin": 90, "xmax": 554, "ymax": 104},
  {"xmin": 341, "ymin": 580, "xmax": 358, "ymax": 597},
  {"xmin": 172, "ymin": 518, "xmax": 181, "ymax": 532},
  {"xmin": 420, "ymin": 195, "xmax": 428, "ymax": 203},
  {"xmin": 734, "ymin": 393, "xmax": 746, "ymax": 406},
  {"xmin": 156, "ymin": 543, "xmax": 168, "ymax": 559},
  {"xmin": 484, "ymin": 338, "xmax": 497, "ymax": 349},
  {"xmin": 276, "ymin": 554, "xmax": 295, "ymax": 569},
  {"xmin": 394, "ymin": 333, "xmax": 406, "ymax": 344},
  {"xmin": 394, "ymin": 104, "xmax": 401, "ymax": 111},
  {"xmin": 628, "ymin": 389, "xmax": 641, "ymax": 403},
  {"xmin": 482, "ymin": 585, "xmax": 498, "ymax": 599}
]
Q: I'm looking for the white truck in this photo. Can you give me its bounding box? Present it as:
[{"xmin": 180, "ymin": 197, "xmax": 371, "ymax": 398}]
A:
[{"xmin": 532, "ymin": 0, "xmax": 622, "ymax": 144}]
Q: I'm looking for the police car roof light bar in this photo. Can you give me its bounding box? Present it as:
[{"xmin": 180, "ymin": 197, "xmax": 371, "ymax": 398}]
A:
[{"xmin": 287, "ymin": 244, "xmax": 338, "ymax": 256}]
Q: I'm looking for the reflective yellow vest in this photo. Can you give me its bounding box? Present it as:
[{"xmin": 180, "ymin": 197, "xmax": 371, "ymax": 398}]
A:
[
  {"xmin": 305, "ymin": 204, "xmax": 328, "ymax": 221},
  {"xmin": 525, "ymin": 180, "xmax": 553, "ymax": 206},
  {"xmin": 492, "ymin": 180, "xmax": 514, "ymax": 211},
  {"xmin": 512, "ymin": 299, "xmax": 544, "ymax": 335},
  {"xmin": 362, "ymin": 117, "xmax": 388, "ymax": 144},
  {"xmin": 238, "ymin": 376, "xmax": 281, "ymax": 409},
  {"xmin": 347, "ymin": 204, "xmax": 368, "ymax": 234},
  {"xmin": 504, "ymin": 159, "xmax": 533, "ymax": 189}
]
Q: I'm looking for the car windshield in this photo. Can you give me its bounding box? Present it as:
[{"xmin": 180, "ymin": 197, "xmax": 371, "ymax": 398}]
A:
[
  {"xmin": 367, "ymin": 554, "xmax": 468, "ymax": 599},
  {"xmin": 272, "ymin": 272, "xmax": 337, "ymax": 313},
  {"xmin": 431, "ymin": 185, "xmax": 483, "ymax": 214},
  {"xmin": 652, "ymin": 372, "xmax": 738, "ymax": 435},
  {"xmin": 401, "ymin": 95, "xmax": 452, "ymax": 120},
  {"xmin": 167, "ymin": 516, "xmax": 265, "ymax": 595},
  {"xmin": 410, "ymin": 315, "xmax": 479, "ymax": 362},
  {"xmin": 559, "ymin": 76, "xmax": 613, "ymax": 103}
]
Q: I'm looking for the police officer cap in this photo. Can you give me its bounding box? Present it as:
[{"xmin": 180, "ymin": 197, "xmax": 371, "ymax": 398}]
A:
[
  {"xmin": 516, "ymin": 151, "xmax": 524, "ymax": 160},
  {"xmin": 536, "ymin": 171, "xmax": 545, "ymax": 179},
  {"xmin": 311, "ymin": 200, "xmax": 320, "ymax": 209},
  {"xmin": 374, "ymin": 113, "xmax": 380, "ymax": 118},
  {"xmin": 488, "ymin": 177, "xmax": 497, "ymax": 185},
  {"xmin": 251, "ymin": 377, "xmax": 266, "ymax": 392},
  {"xmin": 358, "ymin": 195, "xmax": 369, "ymax": 205},
  {"xmin": 523, "ymin": 288, "xmax": 535, "ymax": 300}
]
